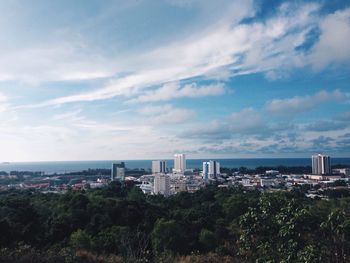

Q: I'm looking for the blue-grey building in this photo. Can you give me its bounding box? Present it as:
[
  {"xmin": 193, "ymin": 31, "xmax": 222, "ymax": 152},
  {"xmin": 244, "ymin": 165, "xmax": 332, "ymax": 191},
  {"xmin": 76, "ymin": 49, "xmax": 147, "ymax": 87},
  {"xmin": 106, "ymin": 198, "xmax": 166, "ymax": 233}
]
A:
[{"xmin": 111, "ymin": 162, "xmax": 125, "ymax": 181}]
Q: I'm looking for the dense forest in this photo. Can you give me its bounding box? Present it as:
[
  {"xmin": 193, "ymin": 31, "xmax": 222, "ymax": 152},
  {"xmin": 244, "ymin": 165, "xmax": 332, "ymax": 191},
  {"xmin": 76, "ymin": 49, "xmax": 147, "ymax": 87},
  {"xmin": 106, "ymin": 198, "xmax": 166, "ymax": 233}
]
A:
[{"xmin": 0, "ymin": 182, "xmax": 349, "ymax": 263}]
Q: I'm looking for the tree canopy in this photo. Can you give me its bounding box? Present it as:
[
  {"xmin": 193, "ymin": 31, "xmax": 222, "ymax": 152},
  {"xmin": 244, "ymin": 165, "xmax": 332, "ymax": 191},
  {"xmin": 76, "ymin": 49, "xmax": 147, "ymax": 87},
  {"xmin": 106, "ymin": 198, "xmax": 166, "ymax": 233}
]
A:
[{"xmin": 0, "ymin": 185, "xmax": 349, "ymax": 262}]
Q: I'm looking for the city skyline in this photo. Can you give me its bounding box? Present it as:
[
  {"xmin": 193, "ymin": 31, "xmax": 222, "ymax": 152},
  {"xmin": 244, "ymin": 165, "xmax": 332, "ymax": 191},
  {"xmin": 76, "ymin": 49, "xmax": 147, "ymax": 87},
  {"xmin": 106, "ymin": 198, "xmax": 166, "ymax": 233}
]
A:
[{"xmin": 0, "ymin": 0, "xmax": 350, "ymax": 161}]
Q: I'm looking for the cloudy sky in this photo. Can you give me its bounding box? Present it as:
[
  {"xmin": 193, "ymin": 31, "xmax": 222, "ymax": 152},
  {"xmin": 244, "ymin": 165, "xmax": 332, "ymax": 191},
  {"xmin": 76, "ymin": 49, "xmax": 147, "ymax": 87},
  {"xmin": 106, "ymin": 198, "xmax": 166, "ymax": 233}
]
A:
[{"xmin": 0, "ymin": 0, "xmax": 350, "ymax": 161}]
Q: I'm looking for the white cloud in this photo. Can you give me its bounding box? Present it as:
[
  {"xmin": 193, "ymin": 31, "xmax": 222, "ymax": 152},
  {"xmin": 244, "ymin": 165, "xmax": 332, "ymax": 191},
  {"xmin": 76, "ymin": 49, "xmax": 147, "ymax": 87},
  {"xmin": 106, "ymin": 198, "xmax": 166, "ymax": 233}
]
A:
[
  {"xmin": 0, "ymin": 93, "xmax": 7, "ymax": 102},
  {"xmin": 128, "ymin": 82, "xmax": 225, "ymax": 103},
  {"xmin": 265, "ymin": 89, "xmax": 347, "ymax": 115},
  {"xmin": 153, "ymin": 108, "xmax": 195, "ymax": 125},
  {"xmin": 240, "ymin": 3, "xmax": 320, "ymax": 76},
  {"xmin": 0, "ymin": 0, "xmax": 253, "ymax": 89},
  {"xmin": 0, "ymin": 112, "xmax": 161, "ymax": 161},
  {"xmin": 0, "ymin": 44, "xmax": 117, "ymax": 84},
  {"xmin": 309, "ymin": 8, "xmax": 350, "ymax": 70},
  {"xmin": 228, "ymin": 108, "xmax": 265, "ymax": 132},
  {"xmin": 52, "ymin": 109, "xmax": 83, "ymax": 121},
  {"xmin": 178, "ymin": 105, "xmax": 350, "ymax": 157},
  {"xmin": 19, "ymin": 1, "xmax": 323, "ymax": 108},
  {"xmin": 182, "ymin": 108, "xmax": 268, "ymax": 140},
  {"xmin": 138, "ymin": 104, "xmax": 174, "ymax": 115},
  {"xmin": 0, "ymin": 92, "xmax": 10, "ymax": 113},
  {"xmin": 138, "ymin": 104, "xmax": 195, "ymax": 125},
  {"xmin": 4, "ymin": 2, "xmax": 350, "ymax": 111},
  {"xmin": 2, "ymin": 1, "xmax": 350, "ymax": 160}
]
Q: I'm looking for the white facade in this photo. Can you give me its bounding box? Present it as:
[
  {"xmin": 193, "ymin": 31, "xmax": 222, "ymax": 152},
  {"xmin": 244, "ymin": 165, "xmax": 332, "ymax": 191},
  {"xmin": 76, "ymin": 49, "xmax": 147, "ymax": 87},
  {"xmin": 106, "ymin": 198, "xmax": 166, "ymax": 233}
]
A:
[
  {"xmin": 154, "ymin": 174, "xmax": 170, "ymax": 196},
  {"xmin": 152, "ymin": 160, "xmax": 167, "ymax": 174},
  {"xmin": 202, "ymin": 160, "xmax": 220, "ymax": 180},
  {"xmin": 312, "ymin": 154, "xmax": 331, "ymax": 175},
  {"xmin": 173, "ymin": 154, "xmax": 186, "ymax": 173}
]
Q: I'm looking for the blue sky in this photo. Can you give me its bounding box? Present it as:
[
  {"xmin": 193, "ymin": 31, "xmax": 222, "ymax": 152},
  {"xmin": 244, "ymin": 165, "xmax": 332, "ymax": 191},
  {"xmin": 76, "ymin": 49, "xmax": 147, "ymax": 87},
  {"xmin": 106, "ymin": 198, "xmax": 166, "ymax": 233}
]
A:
[{"xmin": 0, "ymin": 0, "xmax": 350, "ymax": 161}]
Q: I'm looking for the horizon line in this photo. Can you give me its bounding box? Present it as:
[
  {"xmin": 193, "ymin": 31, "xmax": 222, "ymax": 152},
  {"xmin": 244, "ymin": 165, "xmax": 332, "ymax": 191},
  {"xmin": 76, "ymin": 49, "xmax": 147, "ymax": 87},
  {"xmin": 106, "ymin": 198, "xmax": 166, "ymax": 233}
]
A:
[{"xmin": 2, "ymin": 156, "xmax": 350, "ymax": 163}]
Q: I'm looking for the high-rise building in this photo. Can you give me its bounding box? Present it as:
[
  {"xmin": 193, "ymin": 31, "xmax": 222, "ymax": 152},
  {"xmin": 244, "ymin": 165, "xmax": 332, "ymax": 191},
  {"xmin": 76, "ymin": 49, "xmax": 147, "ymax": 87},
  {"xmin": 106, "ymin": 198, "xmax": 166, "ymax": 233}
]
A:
[
  {"xmin": 312, "ymin": 154, "xmax": 331, "ymax": 175},
  {"xmin": 203, "ymin": 162, "xmax": 209, "ymax": 181},
  {"xmin": 111, "ymin": 162, "xmax": 125, "ymax": 181},
  {"xmin": 173, "ymin": 154, "xmax": 186, "ymax": 173},
  {"xmin": 202, "ymin": 160, "xmax": 220, "ymax": 180},
  {"xmin": 152, "ymin": 160, "xmax": 167, "ymax": 174},
  {"xmin": 153, "ymin": 174, "xmax": 170, "ymax": 196}
]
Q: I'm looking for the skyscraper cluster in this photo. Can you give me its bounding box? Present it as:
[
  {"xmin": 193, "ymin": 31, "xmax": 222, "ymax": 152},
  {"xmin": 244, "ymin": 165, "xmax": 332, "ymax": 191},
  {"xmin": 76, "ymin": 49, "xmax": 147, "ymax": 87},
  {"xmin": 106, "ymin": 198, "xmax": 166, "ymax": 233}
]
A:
[{"xmin": 151, "ymin": 154, "xmax": 189, "ymax": 196}]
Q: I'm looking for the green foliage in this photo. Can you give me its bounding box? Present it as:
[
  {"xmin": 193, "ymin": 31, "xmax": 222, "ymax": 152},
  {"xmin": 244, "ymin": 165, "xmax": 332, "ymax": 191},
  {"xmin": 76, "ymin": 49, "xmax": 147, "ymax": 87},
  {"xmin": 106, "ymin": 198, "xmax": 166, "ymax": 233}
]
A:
[
  {"xmin": 320, "ymin": 209, "xmax": 350, "ymax": 262},
  {"xmin": 238, "ymin": 193, "xmax": 347, "ymax": 262},
  {"xmin": 0, "ymin": 186, "xmax": 349, "ymax": 262},
  {"xmin": 152, "ymin": 219, "xmax": 185, "ymax": 255},
  {"xmin": 296, "ymin": 245, "xmax": 321, "ymax": 263},
  {"xmin": 92, "ymin": 226, "xmax": 129, "ymax": 255},
  {"xmin": 69, "ymin": 229, "xmax": 92, "ymax": 250},
  {"xmin": 198, "ymin": 229, "xmax": 216, "ymax": 251},
  {"xmin": 127, "ymin": 187, "xmax": 146, "ymax": 203}
]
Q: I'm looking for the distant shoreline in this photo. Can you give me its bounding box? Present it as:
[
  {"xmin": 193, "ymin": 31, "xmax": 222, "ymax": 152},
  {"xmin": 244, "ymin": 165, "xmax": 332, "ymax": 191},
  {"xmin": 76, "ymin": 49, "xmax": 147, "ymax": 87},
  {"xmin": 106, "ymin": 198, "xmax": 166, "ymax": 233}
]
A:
[{"xmin": 0, "ymin": 158, "xmax": 349, "ymax": 175}]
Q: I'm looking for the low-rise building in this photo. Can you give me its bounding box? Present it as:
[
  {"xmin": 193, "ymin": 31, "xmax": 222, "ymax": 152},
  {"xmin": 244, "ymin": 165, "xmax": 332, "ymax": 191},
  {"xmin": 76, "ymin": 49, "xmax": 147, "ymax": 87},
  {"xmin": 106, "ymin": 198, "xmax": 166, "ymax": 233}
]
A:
[
  {"xmin": 332, "ymin": 168, "xmax": 350, "ymax": 176},
  {"xmin": 140, "ymin": 181, "xmax": 154, "ymax": 195},
  {"xmin": 305, "ymin": 174, "xmax": 343, "ymax": 181},
  {"xmin": 260, "ymin": 178, "xmax": 275, "ymax": 187},
  {"xmin": 265, "ymin": 170, "xmax": 280, "ymax": 176}
]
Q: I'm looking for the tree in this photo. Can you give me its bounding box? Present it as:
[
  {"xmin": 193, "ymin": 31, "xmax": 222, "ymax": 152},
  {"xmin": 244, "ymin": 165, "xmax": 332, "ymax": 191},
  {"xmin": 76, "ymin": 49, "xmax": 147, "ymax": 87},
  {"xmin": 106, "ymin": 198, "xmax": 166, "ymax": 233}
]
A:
[
  {"xmin": 320, "ymin": 209, "xmax": 350, "ymax": 262},
  {"xmin": 127, "ymin": 187, "xmax": 145, "ymax": 203},
  {"xmin": 223, "ymin": 194, "xmax": 249, "ymax": 221},
  {"xmin": 239, "ymin": 194, "xmax": 313, "ymax": 262},
  {"xmin": 152, "ymin": 219, "xmax": 185, "ymax": 255},
  {"xmin": 199, "ymin": 229, "xmax": 217, "ymax": 252},
  {"xmin": 69, "ymin": 229, "xmax": 92, "ymax": 251}
]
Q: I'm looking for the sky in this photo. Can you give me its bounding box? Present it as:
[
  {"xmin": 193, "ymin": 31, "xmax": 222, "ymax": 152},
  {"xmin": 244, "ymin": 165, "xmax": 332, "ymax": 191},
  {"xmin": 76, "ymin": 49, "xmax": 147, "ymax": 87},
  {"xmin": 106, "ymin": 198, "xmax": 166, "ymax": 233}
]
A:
[{"xmin": 0, "ymin": 0, "xmax": 350, "ymax": 161}]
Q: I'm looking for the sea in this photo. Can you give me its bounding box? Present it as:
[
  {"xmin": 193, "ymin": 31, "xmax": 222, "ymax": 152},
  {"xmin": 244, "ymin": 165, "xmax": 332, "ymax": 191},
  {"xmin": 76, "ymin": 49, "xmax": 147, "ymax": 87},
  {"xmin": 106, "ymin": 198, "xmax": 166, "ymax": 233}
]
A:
[{"xmin": 0, "ymin": 158, "xmax": 350, "ymax": 174}]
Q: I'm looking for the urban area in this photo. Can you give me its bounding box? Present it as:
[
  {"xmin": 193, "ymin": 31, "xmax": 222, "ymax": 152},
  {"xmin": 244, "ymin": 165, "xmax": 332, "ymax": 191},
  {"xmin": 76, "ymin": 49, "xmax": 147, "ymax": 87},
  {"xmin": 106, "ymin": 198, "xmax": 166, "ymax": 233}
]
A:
[{"xmin": 1, "ymin": 154, "xmax": 349, "ymax": 198}]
